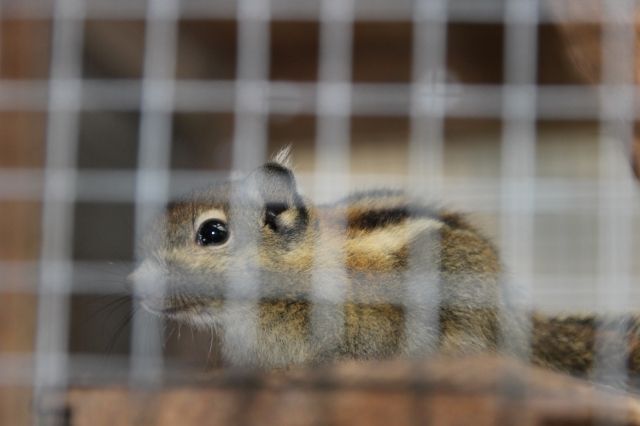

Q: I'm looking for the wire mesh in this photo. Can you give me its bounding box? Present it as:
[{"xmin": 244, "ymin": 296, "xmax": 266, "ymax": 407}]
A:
[{"xmin": 0, "ymin": 0, "xmax": 639, "ymax": 423}]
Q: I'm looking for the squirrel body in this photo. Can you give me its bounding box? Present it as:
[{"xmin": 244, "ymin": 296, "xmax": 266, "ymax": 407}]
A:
[{"xmin": 131, "ymin": 151, "xmax": 640, "ymax": 383}]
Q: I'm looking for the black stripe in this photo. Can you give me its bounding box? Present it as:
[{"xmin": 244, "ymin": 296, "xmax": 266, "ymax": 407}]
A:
[
  {"xmin": 349, "ymin": 208, "xmax": 410, "ymax": 230},
  {"xmin": 348, "ymin": 206, "xmax": 445, "ymax": 231}
]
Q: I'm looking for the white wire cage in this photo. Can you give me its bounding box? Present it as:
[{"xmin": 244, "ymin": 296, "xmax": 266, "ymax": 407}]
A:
[{"xmin": 0, "ymin": 0, "xmax": 639, "ymax": 424}]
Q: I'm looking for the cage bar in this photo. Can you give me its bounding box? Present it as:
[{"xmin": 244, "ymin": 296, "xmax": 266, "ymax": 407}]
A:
[
  {"xmin": 499, "ymin": 0, "xmax": 539, "ymax": 362},
  {"xmin": 129, "ymin": 0, "xmax": 180, "ymax": 387},
  {"xmin": 593, "ymin": 0, "xmax": 636, "ymax": 392},
  {"xmin": 221, "ymin": 0, "xmax": 272, "ymax": 366},
  {"xmin": 32, "ymin": 0, "xmax": 85, "ymax": 414},
  {"xmin": 0, "ymin": 0, "xmax": 636, "ymax": 423},
  {"xmin": 404, "ymin": 0, "xmax": 448, "ymax": 363},
  {"xmin": 0, "ymin": 0, "xmax": 619, "ymax": 23},
  {"xmin": 309, "ymin": 0, "xmax": 354, "ymax": 366}
]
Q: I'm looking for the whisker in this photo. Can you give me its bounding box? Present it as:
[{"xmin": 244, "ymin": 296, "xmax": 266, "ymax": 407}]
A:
[
  {"xmin": 104, "ymin": 306, "xmax": 136, "ymax": 356},
  {"xmin": 73, "ymin": 295, "xmax": 132, "ymax": 349},
  {"xmin": 208, "ymin": 325, "xmax": 215, "ymax": 361},
  {"xmin": 87, "ymin": 295, "xmax": 132, "ymax": 322},
  {"xmin": 163, "ymin": 324, "xmax": 177, "ymax": 349}
]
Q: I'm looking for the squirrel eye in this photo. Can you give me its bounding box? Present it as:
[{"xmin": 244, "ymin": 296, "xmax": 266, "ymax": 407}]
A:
[{"xmin": 196, "ymin": 219, "xmax": 229, "ymax": 246}]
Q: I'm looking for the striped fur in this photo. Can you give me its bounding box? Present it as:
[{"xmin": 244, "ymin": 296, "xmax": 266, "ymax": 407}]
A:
[
  {"xmin": 532, "ymin": 314, "xmax": 640, "ymax": 385},
  {"xmin": 131, "ymin": 159, "xmax": 640, "ymax": 388}
]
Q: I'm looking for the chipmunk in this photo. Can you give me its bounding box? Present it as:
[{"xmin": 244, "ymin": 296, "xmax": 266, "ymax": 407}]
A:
[{"xmin": 130, "ymin": 148, "xmax": 640, "ymax": 384}]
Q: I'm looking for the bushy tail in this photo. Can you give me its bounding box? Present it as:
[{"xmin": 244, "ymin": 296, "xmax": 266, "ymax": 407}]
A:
[{"xmin": 530, "ymin": 313, "xmax": 640, "ymax": 389}]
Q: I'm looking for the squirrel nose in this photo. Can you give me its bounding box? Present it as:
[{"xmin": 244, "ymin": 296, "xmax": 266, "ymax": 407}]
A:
[{"xmin": 128, "ymin": 260, "xmax": 168, "ymax": 299}]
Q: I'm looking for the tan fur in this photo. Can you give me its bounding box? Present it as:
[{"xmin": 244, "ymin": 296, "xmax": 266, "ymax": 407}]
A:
[{"xmin": 131, "ymin": 160, "xmax": 640, "ymax": 388}]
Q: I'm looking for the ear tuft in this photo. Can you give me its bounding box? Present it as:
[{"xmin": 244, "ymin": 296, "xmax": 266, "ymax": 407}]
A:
[{"xmin": 271, "ymin": 145, "xmax": 293, "ymax": 169}]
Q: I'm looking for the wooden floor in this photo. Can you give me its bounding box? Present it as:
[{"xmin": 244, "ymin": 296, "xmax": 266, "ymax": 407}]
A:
[{"xmin": 48, "ymin": 356, "xmax": 640, "ymax": 426}]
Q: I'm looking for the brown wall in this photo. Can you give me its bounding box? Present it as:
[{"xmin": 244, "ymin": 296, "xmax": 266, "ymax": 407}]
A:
[{"xmin": 548, "ymin": 0, "xmax": 640, "ymax": 177}]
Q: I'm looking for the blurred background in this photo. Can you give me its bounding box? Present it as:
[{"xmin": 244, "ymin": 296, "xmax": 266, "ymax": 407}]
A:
[{"xmin": 1, "ymin": 0, "xmax": 639, "ymax": 423}]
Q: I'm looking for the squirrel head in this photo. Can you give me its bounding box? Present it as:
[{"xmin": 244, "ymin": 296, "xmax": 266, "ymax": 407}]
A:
[{"xmin": 130, "ymin": 150, "xmax": 317, "ymax": 326}]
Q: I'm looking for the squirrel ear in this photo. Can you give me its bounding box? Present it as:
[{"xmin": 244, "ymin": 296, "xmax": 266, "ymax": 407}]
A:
[
  {"xmin": 246, "ymin": 162, "xmax": 298, "ymax": 205},
  {"xmin": 245, "ymin": 161, "xmax": 308, "ymax": 233}
]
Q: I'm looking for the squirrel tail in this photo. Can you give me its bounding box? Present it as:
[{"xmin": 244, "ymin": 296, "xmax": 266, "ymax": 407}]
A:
[{"xmin": 529, "ymin": 313, "xmax": 640, "ymax": 388}]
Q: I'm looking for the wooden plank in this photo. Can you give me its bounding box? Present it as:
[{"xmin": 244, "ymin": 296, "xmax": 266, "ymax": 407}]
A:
[{"xmin": 62, "ymin": 356, "xmax": 640, "ymax": 426}]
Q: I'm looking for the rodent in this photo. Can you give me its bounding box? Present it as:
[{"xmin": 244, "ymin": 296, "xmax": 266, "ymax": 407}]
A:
[{"xmin": 130, "ymin": 147, "xmax": 640, "ymax": 385}]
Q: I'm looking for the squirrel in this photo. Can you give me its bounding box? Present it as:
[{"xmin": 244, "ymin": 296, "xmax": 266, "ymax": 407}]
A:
[{"xmin": 130, "ymin": 147, "xmax": 640, "ymax": 385}]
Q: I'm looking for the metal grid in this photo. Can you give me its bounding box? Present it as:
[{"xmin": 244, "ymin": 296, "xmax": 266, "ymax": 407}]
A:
[
  {"xmin": 0, "ymin": 0, "xmax": 638, "ymax": 421},
  {"xmin": 594, "ymin": 0, "xmax": 636, "ymax": 388}
]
